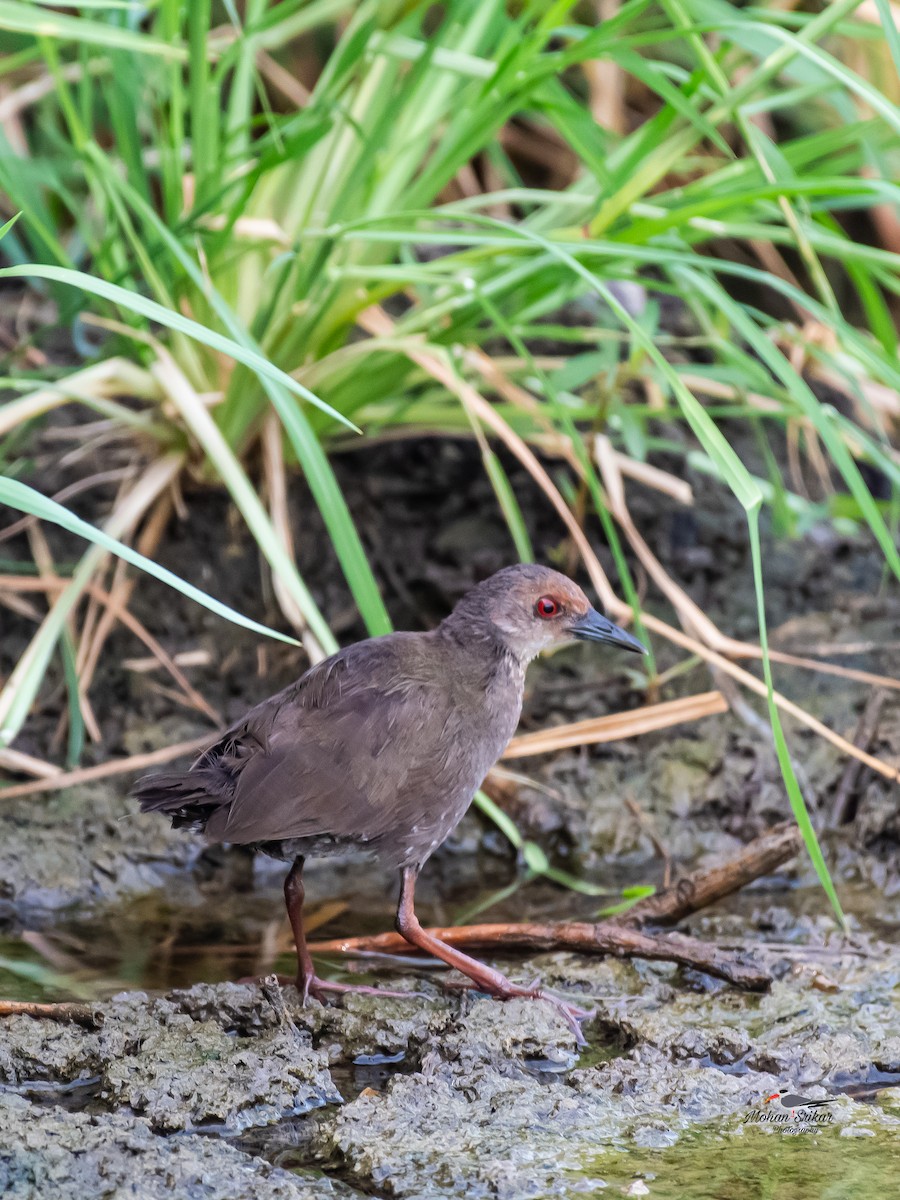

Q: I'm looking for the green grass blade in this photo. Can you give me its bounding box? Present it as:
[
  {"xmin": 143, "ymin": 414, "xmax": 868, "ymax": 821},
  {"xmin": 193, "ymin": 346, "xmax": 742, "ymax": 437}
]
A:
[
  {"xmin": 78, "ymin": 155, "xmax": 391, "ymax": 637},
  {"xmin": 0, "ymin": 0, "xmax": 184, "ymax": 57},
  {"xmin": 0, "ymin": 475, "xmax": 303, "ymax": 649},
  {"xmin": 0, "ymin": 264, "xmax": 357, "ymax": 433},
  {"xmin": 483, "ymin": 449, "xmax": 534, "ymax": 562},
  {"xmin": 59, "ymin": 630, "xmax": 85, "ymax": 769},
  {"xmin": 747, "ymin": 512, "xmax": 845, "ymax": 929},
  {"xmin": 147, "ymin": 364, "xmax": 337, "ymax": 653}
]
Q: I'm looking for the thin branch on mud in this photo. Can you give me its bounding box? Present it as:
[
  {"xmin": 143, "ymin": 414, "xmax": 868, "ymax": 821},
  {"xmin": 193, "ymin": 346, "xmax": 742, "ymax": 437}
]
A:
[
  {"xmin": 308, "ymin": 922, "xmax": 772, "ymax": 990},
  {"xmin": 0, "ymin": 1000, "xmax": 102, "ymax": 1027},
  {"xmin": 620, "ymin": 821, "xmax": 802, "ymax": 926},
  {"xmin": 623, "ymin": 795, "xmax": 673, "ymax": 888},
  {"xmin": 830, "ymin": 690, "xmax": 886, "ymax": 827},
  {"xmin": 307, "ymin": 823, "xmax": 804, "ymax": 990}
]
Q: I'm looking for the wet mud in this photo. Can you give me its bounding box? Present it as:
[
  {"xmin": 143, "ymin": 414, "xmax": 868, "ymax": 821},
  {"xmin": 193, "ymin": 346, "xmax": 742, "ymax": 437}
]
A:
[{"xmin": 2, "ymin": 899, "xmax": 900, "ymax": 1197}]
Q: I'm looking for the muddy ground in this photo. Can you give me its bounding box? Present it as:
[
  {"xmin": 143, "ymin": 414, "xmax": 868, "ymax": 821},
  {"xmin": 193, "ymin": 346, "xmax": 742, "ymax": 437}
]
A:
[
  {"xmin": 2, "ymin": 432, "xmax": 900, "ymax": 1195},
  {"xmin": 3, "ymin": 908, "xmax": 900, "ymax": 1198}
]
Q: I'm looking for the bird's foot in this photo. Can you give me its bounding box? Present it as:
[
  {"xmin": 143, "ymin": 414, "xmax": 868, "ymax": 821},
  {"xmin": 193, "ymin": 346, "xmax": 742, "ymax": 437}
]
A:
[
  {"xmin": 237, "ymin": 973, "xmax": 425, "ymax": 1004},
  {"xmin": 299, "ymin": 975, "xmax": 427, "ymax": 1005},
  {"xmin": 445, "ymin": 977, "xmax": 593, "ymax": 1046},
  {"xmin": 537, "ymin": 994, "xmax": 594, "ymax": 1046}
]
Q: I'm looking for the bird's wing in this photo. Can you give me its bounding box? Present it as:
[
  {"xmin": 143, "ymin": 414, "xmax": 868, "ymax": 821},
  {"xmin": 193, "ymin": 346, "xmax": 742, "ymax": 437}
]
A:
[{"xmin": 203, "ymin": 636, "xmax": 457, "ymax": 845}]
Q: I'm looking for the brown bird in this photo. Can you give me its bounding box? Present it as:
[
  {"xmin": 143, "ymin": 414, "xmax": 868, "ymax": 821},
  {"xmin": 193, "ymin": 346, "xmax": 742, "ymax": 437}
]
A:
[{"xmin": 135, "ymin": 564, "xmax": 645, "ymax": 1037}]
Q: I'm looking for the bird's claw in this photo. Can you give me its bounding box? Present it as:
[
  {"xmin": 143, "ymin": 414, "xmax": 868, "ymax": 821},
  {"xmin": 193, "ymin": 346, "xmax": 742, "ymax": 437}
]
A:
[
  {"xmin": 522, "ymin": 988, "xmax": 593, "ymax": 1046},
  {"xmin": 542, "ymin": 994, "xmax": 594, "ymax": 1046}
]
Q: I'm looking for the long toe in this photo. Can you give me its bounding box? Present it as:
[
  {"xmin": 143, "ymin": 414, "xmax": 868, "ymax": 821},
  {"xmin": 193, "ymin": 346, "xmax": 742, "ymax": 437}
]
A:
[
  {"xmin": 307, "ymin": 977, "xmax": 428, "ymax": 1003},
  {"xmin": 519, "ymin": 987, "xmax": 593, "ymax": 1046},
  {"xmin": 544, "ymin": 995, "xmax": 593, "ymax": 1047},
  {"xmin": 546, "ymin": 995, "xmax": 594, "ymax": 1021}
]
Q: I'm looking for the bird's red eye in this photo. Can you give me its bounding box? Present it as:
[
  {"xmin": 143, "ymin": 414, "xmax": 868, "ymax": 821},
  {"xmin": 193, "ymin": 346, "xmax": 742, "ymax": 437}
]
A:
[{"xmin": 535, "ymin": 596, "xmax": 559, "ymax": 619}]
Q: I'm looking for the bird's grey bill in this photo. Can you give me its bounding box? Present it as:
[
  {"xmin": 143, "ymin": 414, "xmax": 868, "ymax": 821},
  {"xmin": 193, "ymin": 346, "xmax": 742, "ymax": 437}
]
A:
[{"xmin": 571, "ymin": 609, "xmax": 647, "ymax": 654}]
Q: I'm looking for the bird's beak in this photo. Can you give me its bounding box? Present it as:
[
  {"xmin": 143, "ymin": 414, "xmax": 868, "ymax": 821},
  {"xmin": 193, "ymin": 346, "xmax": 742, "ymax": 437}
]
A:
[
  {"xmin": 571, "ymin": 608, "xmax": 647, "ymax": 654},
  {"xmin": 764, "ymin": 1094, "xmax": 779, "ymax": 1103}
]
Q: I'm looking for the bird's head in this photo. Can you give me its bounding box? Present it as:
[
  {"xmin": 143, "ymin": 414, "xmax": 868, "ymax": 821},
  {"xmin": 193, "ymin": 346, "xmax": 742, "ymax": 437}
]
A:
[
  {"xmin": 764, "ymin": 1088, "xmax": 788, "ymax": 1103},
  {"xmin": 445, "ymin": 564, "xmax": 646, "ymax": 663}
]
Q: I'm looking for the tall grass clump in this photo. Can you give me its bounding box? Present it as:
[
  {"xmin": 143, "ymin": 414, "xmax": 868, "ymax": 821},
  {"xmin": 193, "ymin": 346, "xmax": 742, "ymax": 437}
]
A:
[{"xmin": 1, "ymin": 0, "xmax": 899, "ymax": 918}]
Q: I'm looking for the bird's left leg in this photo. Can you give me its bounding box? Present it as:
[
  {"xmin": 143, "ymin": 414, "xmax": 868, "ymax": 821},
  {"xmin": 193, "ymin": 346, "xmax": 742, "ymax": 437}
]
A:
[
  {"xmin": 283, "ymin": 857, "xmax": 319, "ymax": 1001},
  {"xmin": 394, "ymin": 866, "xmax": 592, "ymax": 1044}
]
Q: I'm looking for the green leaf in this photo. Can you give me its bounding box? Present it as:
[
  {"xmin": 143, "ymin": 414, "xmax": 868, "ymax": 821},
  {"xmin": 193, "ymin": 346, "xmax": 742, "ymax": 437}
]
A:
[
  {"xmin": 595, "ymin": 885, "xmax": 656, "ymax": 918},
  {"xmin": 0, "ymin": 264, "xmax": 357, "ymax": 433},
  {"xmin": 0, "ymin": 475, "xmax": 301, "ymax": 648}
]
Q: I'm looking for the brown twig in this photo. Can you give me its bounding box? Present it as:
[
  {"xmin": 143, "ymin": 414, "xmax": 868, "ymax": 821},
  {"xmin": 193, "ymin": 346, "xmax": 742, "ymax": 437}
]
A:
[
  {"xmin": 307, "ymin": 823, "xmax": 803, "ymax": 990},
  {"xmin": 619, "ymin": 821, "xmax": 802, "ymax": 926},
  {"xmin": 623, "ymin": 795, "xmax": 673, "ymax": 888},
  {"xmin": 308, "ymin": 922, "xmax": 771, "ymax": 990},
  {"xmin": 0, "ymin": 1000, "xmax": 101, "ymax": 1027},
  {"xmin": 830, "ymin": 691, "xmax": 886, "ymax": 827}
]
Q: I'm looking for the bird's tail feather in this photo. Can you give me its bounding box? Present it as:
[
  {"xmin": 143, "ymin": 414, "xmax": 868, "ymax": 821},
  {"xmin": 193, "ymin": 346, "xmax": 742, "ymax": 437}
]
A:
[{"xmin": 134, "ymin": 769, "xmax": 228, "ymax": 830}]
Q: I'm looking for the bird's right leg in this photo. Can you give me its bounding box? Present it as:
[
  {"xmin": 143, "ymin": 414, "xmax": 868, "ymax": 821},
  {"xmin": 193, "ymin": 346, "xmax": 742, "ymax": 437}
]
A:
[
  {"xmin": 394, "ymin": 866, "xmax": 592, "ymax": 1044},
  {"xmin": 283, "ymin": 858, "xmax": 423, "ymax": 1004}
]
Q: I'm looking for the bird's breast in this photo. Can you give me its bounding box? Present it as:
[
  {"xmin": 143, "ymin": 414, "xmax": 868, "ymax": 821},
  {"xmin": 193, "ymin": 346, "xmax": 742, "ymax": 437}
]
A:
[{"xmin": 357, "ymin": 653, "xmax": 525, "ymax": 867}]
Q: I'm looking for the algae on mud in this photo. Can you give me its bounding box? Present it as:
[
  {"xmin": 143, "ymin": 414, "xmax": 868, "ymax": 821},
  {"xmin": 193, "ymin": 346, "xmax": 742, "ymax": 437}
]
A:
[{"xmin": 571, "ymin": 1125, "xmax": 900, "ymax": 1200}]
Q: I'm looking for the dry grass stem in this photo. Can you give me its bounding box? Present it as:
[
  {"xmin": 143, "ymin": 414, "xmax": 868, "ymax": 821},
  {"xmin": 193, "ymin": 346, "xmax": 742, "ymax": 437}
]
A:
[
  {"xmin": 0, "ymin": 748, "xmax": 62, "ymax": 780},
  {"xmin": 1, "ymin": 574, "xmax": 220, "ymax": 725},
  {"xmin": 503, "ymin": 691, "xmax": 728, "ymax": 759},
  {"xmin": 0, "ymin": 734, "xmax": 212, "ymax": 801}
]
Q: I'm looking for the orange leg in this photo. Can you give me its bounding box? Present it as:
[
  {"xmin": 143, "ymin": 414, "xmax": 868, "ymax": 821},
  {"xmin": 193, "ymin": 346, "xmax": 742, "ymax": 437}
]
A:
[{"xmin": 394, "ymin": 866, "xmax": 592, "ymax": 1044}]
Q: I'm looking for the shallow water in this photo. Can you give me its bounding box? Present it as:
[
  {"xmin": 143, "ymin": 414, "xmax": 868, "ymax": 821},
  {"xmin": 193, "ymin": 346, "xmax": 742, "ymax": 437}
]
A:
[
  {"xmin": 2, "ymin": 864, "xmax": 897, "ymax": 1002},
  {"xmin": 0, "ymin": 855, "xmax": 642, "ymax": 1000}
]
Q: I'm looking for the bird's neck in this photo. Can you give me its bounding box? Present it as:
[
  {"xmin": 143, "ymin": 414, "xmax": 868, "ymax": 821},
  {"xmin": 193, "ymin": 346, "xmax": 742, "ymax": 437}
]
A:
[{"xmin": 436, "ymin": 616, "xmax": 527, "ymax": 683}]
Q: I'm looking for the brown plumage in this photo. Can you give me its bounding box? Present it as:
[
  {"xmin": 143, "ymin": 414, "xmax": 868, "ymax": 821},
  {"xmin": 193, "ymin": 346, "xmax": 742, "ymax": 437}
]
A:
[{"xmin": 135, "ymin": 564, "xmax": 645, "ymax": 1038}]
